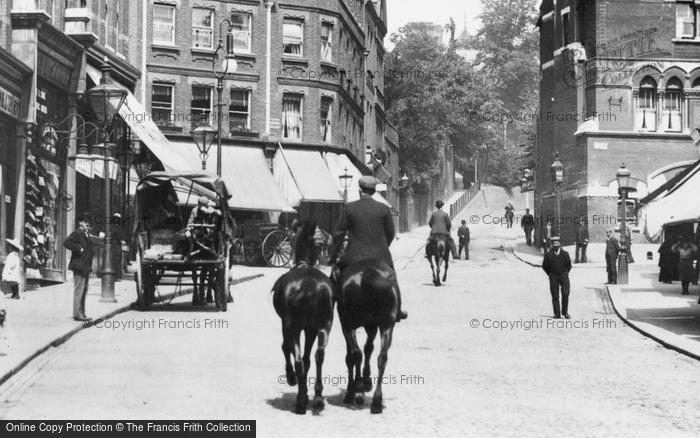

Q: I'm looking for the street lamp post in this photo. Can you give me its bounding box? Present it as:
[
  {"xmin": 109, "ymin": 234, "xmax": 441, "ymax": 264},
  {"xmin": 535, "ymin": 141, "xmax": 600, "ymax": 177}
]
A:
[
  {"xmin": 616, "ymin": 163, "xmax": 633, "ymax": 285},
  {"xmin": 550, "ymin": 152, "xmax": 564, "ymax": 236},
  {"xmin": 339, "ymin": 167, "xmax": 353, "ymax": 203},
  {"xmin": 190, "ymin": 124, "xmax": 217, "ymax": 170},
  {"xmin": 87, "ymin": 60, "xmax": 127, "ymax": 303},
  {"xmin": 212, "ymin": 19, "xmax": 238, "ymax": 177}
]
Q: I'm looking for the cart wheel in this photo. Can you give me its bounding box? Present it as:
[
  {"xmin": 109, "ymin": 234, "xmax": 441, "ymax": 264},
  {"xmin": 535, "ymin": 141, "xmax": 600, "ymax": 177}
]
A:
[
  {"xmin": 244, "ymin": 242, "xmax": 259, "ymax": 265},
  {"xmin": 262, "ymin": 230, "xmax": 293, "ymax": 267}
]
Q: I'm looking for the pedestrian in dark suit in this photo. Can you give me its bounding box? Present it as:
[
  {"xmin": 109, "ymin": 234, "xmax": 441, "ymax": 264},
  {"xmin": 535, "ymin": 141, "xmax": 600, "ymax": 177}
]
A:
[
  {"xmin": 521, "ymin": 209, "xmax": 534, "ymax": 246},
  {"xmin": 63, "ymin": 213, "xmax": 94, "ymax": 321},
  {"xmin": 542, "ymin": 219, "xmax": 553, "ymax": 253},
  {"xmin": 574, "ymin": 220, "xmax": 588, "ymax": 263},
  {"xmin": 330, "ymin": 176, "xmax": 406, "ymax": 321},
  {"xmin": 541, "ymin": 236, "xmax": 572, "ymax": 319},
  {"xmin": 457, "ymin": 220, "xmax": 470, "ymax": 260},
  {"xmin": 605, "ymin": 230, "xmax": 620, "ymax": 284}
]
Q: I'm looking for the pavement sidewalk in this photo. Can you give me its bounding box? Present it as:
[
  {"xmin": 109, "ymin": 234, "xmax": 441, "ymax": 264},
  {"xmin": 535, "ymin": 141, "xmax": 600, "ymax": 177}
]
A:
[
  {"xmin": 0, "ymin": 265, "xmax": 265, "ymax": 386},
  {"xmin": 606, "ymin": 266, "xmax": 700, "ymax": 360}
]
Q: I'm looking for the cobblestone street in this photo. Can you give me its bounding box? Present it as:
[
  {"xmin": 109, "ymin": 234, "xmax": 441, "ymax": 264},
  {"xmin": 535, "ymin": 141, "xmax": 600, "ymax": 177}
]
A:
[{"xmin": 1, "ymin": 207, "xmax": 700, "ymax": 437}]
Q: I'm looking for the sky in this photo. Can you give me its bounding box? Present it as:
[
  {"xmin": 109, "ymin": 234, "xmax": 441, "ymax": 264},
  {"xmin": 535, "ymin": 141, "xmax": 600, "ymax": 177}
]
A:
[{"xmin": 385, "ymin": 0, "xmax": 483, "ymax": 50}]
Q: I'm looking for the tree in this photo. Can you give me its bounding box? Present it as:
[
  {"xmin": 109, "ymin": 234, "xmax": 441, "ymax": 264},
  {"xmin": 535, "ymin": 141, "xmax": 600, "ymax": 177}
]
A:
[
  {"xmin": 469, "ymin": 0, "xmax": 540, "ymax": 186},
  {"xmin": 385, "ymin": 23, "xmax": 490, "ymax": 189}
]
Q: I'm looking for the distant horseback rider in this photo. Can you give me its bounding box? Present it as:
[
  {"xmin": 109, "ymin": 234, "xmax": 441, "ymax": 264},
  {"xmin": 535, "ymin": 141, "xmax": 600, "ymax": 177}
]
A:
[
  {"xmin": 425, "ymin": 200, "xmax": 457, "ymax": 259},
  {"xmin": 329, "ymin": 176, "xmax": 407, "ymax": 322}
]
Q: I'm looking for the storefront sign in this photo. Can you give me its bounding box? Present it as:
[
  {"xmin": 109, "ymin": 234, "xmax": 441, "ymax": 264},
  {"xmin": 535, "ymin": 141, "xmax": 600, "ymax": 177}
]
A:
[
  {"xmin": 37, "ymin": 56, "xmax": 72, "ymax": 88},
  {"xmin": 0, "ymin": 85, "xmax": 21, "ymax": 119}
]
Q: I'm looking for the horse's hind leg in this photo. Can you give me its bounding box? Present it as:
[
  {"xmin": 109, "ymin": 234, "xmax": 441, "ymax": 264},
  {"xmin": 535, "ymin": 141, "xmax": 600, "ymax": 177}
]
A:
[
  {"xmin": 435, "ymin": 258, "xmax": 442, "ymax": 286},
  {"xmin": 312, "ymin": 328, "xmax": 328, "ymax": 410},
  {"xmin": 429, "ymin": 259, "xmax": 437, "ymax": 286},
  {"xmin": 359, "ymin": 326, "xmax": 377, "ymax": 393},
  {"xmin": 371, "ymin": 326, "xmax": 394, "ymax": 414},
  {"xmin": 281, "ymin": 327, "xmax": 297, "ymax": 387},
  {"xmin": 342, "ymin": 328, "xmax": 361, "ymax": 405},
  {"xmin": 292, "ymin": 330, "xmax": 307, "ymax": 414},
  {"xmin": 443, "ymin": 255, "xmax": 449, "ymax": 283}
]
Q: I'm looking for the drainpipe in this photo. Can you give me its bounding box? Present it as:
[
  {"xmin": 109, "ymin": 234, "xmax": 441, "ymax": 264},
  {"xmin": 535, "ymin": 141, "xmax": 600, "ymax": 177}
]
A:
[
  {"xmin": 141, "ymin": 0, "xmax": 148, "ymax": 104},
  {"xmin": 264, "ymin": 0, "xmax": 272, "ymax": 136}
]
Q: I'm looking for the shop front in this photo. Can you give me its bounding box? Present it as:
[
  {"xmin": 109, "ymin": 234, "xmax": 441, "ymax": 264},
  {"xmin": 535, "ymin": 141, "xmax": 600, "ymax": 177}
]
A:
[{"xmin": 0, "ymin": 47, "xmax": 31, "ymax": 265}]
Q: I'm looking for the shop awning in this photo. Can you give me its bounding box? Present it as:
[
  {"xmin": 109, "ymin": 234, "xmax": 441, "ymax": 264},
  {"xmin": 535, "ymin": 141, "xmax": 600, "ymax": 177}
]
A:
[
  {"xmin": 640, "ymin": 161, "xmax": 700, "ymax": 240},
  {"xmin": 87, "ymin": 66, "xmax": 189, "ymax": 172},
  {"xmin": 273, "ymin": 146, "xmax": 344, "ymax": 206},
  {"xmin": 324, "ymin": 151, "xmax": 398, "ymax": 215},
  {"xmin": 167, "ymin": 140, "xmax": 295, "ymax": 212}
]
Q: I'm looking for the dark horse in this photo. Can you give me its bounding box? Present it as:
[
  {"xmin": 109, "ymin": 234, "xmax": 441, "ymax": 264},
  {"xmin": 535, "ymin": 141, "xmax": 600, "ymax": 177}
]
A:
[
  {"xmin": 335, "ymin": 259, "xmax": 400, "ymax": 414},
  {"xmin": 426, "ymin": 235, "xmax": 450, "ymax": 286},
  {"xmin": 272, "ymin": 221, "xmax": 334, "ymax": 414}
]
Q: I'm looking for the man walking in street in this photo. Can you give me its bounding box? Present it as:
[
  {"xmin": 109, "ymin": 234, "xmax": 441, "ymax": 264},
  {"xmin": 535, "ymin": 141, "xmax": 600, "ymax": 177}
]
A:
[
  {"xmin": 605, "ymin": 229, "xmax": 620, "ymax": 284},
  {"xmin": 574, "ymin": 219, "xmax": 589, "ymax": 263},
  {"xmin": 63, "ymin": 213, "xmax": 94, "ymax": 322},
  {"xmin": 542, "ymin": 219, "xmax": 553, "ymax": 253},
  {"xmin": 521, "ymin": 208, "xmax": 534, "ymax": 246},
  {"xmin": 426, "ymin": 200, "xmax": 457, "ymax": 259},
  {"xmin": 541, "ymin": 236, "xmax": 572, "ymax": 319},
  {"xmin": 330, "ymin": 176, "xmax": 407, "ymax": 322},
  {"xmin": 457, "ymin": 220, "xmax": 470, "ymax": 260}
]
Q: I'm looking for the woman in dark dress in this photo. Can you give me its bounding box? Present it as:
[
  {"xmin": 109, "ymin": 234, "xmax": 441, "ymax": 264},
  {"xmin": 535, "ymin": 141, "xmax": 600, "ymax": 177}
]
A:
[
  {"xmin": 672, "ymin": 238, "xmax": 698, "ymax": 295},
  {"xmin": 658, "ymin": 238, "xmax": 675, "ymax": 283}
]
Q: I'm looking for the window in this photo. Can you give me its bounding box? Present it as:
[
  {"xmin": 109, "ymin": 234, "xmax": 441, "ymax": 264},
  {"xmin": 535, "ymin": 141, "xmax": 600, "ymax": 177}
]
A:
[
  {"xmin": 151, "ymin": 84, "xmax": 174, "ymax": 125},
  {"xmin": 321, "ymin": 22, "xmax": 333, "ymax": 62},
  {"xmin": 231, "ymin": 13, "xmax": 252, "ymax": 53},
  {"xmin": 635, "ymin": 76, "xmax": 657, "ymax": 131},
  {"xmin": 229, "ymin": 89, "xmax": 251, "ymax": 132},
  {"xmin": 676, "ymin": 2, "xmax": 697, "ymax": 39},
  {"xmin": 192, "ymin": 8, "xmax": 213, "ymax": 49},
  {"xmin": 663, "ymin": 77, "xmax": 683, "ymax": 132},
  {"xmin": 320, "ymin": 97, "xmax": 332, "ymax": 142},
  {"xmin": 153, "ymin": 4, "xmax": 175, "ymax": 45},
  {"xmin": 191, "ymin": 86, "xmax": 212, "ymax": 127},
  {"xmin": 282, "ymin": 93, "xmax": 303, "ymax": 140},
  {"xmin": 283, "ymin": 20, "xmax": 303, "ymax": 56},
  {"xmin": 561, "ymin": 12, "xmax": 570, "ymax": 46}
]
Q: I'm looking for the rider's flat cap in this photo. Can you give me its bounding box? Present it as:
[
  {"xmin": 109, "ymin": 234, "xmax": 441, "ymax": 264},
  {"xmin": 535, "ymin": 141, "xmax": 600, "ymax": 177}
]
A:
[{"xmin": 358, "ymin": 175, "xmax": 378, "ymax": 190}]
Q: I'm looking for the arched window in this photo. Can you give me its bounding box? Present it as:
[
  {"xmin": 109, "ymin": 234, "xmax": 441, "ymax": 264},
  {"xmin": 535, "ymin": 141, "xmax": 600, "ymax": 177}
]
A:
[
  {"xmin": 635, "ymin": 76, "xmax": 657, "ymax": 131},
  {"xmin": 663, "ymin": 77, "xmax": 683, "ymax": 132}
]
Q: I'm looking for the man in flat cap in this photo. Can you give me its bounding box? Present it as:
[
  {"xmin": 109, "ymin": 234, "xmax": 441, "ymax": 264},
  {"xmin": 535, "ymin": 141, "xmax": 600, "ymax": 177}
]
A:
[
  {"xmin": 330, "ymin": 175, "xmax": 407, "ymax": 322},
  {"xmin": 63, "ymin": 213, "xmax": 94, "ymax": 321},
  {"xmin": 426, "ymin": 200, "xmax": 457, "ymax": 259},
  {"xmin": 541, "ymin": 236, "xmax": 572, "ymax": 319}
]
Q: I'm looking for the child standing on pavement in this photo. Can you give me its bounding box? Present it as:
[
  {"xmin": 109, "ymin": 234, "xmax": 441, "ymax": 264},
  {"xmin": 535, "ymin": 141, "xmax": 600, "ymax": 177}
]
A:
[{"xmin": 2, "ymin": 239, "xmax": 23, "ymax": 299}]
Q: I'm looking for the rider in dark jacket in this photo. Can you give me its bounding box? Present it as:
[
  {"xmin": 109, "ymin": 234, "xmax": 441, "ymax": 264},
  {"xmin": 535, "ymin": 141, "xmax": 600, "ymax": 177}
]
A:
[{"xmin": 330, "ymin": 176, "xmax": 407, "ymax": 322}]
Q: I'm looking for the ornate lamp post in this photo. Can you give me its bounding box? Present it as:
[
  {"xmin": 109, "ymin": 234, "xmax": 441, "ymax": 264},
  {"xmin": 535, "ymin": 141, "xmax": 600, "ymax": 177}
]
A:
[
  {"xmin": 550, "ymin": 152, "xmax": 564, "ymax": 235},
  {"xmin": 190, "ymin": 124, "xmax": 217, "ymax": 170},
  {"xmin": 87, "ymin": 60, "xmax": 128, "ymax": 303},
  {"xmin": 212, "ymin": 18, "xmax": 238, "ymax": 176},
  {"xmin": 616, "ymin": 163, "xmax": 633, "ymax": 285},
  {"xmin": 339, "ymin": 167, "xmax": 353, "ymax": 203}
]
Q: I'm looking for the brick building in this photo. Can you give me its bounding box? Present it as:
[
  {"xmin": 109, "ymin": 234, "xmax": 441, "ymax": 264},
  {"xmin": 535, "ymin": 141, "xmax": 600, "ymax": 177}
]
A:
[
  {"xmin": 535, "ymin": 0, "xmax": 700, "ymax": 244},
  {"xmin": 142, "ymin": 0, "xmax": 400, "ymax": 230}
]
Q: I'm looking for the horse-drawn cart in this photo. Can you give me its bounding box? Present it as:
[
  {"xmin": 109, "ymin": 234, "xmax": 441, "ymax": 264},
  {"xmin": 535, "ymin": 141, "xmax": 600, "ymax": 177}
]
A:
[
  {"xmin": 132, "ymin": 172, "xmax": 234, "ymax": 311},
  {"xmin": 232, "ymin": 222, "xmax": 293, "ymax": 268}
]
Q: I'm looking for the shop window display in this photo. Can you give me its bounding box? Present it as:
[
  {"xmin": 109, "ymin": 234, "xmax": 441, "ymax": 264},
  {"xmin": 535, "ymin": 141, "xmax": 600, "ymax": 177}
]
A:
[{"xmin": 24, "ymin": 152, "xmax": 60, "ymax": 272}]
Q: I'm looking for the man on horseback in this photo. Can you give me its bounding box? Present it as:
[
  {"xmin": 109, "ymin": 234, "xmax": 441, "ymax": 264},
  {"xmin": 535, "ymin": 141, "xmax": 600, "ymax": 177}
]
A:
[
  {"xmin": 425, "ymin": 200, "xmax": 457, "ymax": 259},
  {"xmin": 329, "ymin": 176, "xmax": 407, "ymax": 322}
]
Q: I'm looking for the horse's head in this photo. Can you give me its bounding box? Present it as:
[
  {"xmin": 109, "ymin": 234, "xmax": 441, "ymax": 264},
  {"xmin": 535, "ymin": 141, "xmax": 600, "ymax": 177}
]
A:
[{"xmin": 294, "ymin": 220, "xmax": 319, "ymax": 266}]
